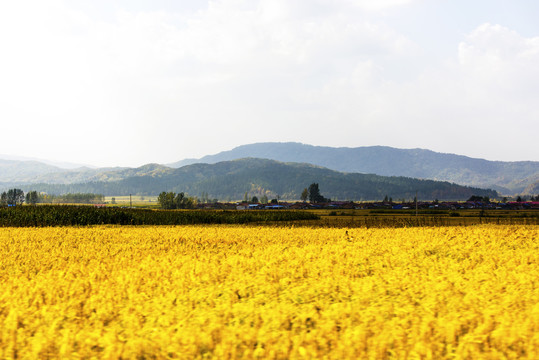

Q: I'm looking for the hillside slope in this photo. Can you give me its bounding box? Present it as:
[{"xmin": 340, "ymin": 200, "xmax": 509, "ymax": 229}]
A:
[
  {"xmin": 169, "ymin": 142, "xmax": 538, "ymax": 194},
  {"xmin": 0, "ymin": 159, "xmax": 64, "ymax": 183},
  {"xmin": 21, "ymin": 158, "xmax": 497, "ymax": 201},
  {"xmin": 28, "ymin": 164, "xmax": 170, "ymax": 184},
  {"xmin": 523, "ymin": 180, "xmax": 539, "ymax": 195}
]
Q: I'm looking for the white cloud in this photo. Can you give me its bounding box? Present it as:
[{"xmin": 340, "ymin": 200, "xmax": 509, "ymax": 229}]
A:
[
  {"xmin": 0, "ymin": 2, "xmax": 537, "ymax": 165},
  {"xmin": 458, "ymin": 23, "xmax": 539, "ymax": 95},
  {"xmin": 377, "ymin": 23, "xmax": 539, "ymax": 160},
  {"xmin": 345, "ymin": 0, "xmax": 417, "ymax": 11}
]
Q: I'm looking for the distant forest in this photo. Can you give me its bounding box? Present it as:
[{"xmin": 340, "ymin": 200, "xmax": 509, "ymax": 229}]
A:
[
  {"xmin": 1, "ymin": 190, "xmax": 104, "ymax": 205},
  {"xmin": 18, "ymin": 159, "xmax": 498, "ymax": 201}
]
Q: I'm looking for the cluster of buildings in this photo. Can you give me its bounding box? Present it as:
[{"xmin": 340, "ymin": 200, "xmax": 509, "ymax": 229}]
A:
[{"xmin": 196, "ymin": 200, "xmax": 539, "ymax": 210}]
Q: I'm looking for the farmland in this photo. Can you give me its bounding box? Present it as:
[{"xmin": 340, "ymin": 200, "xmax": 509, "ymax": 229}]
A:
[
  {"xmin": 312, "ymin": 208, "xmax": 539, "ymax": 227},
  {"xmin": 1, "ymin": 204, "xmax": 536, "ymax": 228},
  {"xmin": 104, "ymin": 195, "xmax": 158, "ymax": 207},
  {"xmin": 1, "ymin": 225, "xmax": 538, "ymax": 359},
  {"xmin": 0, "ymin": 206, "xmax": 319, "ymax": 227}
]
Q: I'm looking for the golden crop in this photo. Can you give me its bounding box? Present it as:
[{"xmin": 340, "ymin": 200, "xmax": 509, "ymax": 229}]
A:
[{"xmin": 0, "ymin": 225, "xmax": 538, "ymax": 359}]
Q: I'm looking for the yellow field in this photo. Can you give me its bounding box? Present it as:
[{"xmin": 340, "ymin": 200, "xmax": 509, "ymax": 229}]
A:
[{"xmin": 1, "ymin": 225, "xmax": 538, "ymax": 359}]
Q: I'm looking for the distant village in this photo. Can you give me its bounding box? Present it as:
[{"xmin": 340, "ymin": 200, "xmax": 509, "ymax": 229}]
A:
[
  {"xmin": 200, "ymin": 200, "xmax": 539, "ymax": 211},
  {"xmin": 2, "ymin": 187, "xmax": 538, "ymax": 211}
]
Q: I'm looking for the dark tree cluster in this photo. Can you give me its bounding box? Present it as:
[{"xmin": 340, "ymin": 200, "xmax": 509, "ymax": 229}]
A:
[
  {"xmin": 307, "ymin": 183, "xmax": 330, "ymax": 203},
  {"xmin": 157, "ymin": 192, "xmax": 195, "ymax": 209},
  {"xmin": 26, "ymin": 191, "xmax": 39, "ymax": 205},
  {"xmin": 0, "ymin": 188, "xmax": 25, "ymax": 206}
]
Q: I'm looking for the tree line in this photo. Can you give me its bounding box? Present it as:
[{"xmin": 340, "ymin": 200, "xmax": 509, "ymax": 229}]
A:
[
  {"xmin": 0, "ymin": 206, "xmax": 320, "ymax": 227},
  {"xmin": 0, "ymin": 189, "xmax": 105, "ymax": 206}
]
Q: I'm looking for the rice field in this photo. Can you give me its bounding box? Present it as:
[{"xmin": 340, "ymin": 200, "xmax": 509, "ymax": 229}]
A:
[{"xmin": 1, "ymin": 225, "xmax": 538, "ymax": 359}]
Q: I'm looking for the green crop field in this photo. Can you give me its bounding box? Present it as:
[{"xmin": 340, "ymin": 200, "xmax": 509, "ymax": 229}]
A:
[{"xmin": 104, "ymin": 195, "xmax": 158, "ymax": 206}]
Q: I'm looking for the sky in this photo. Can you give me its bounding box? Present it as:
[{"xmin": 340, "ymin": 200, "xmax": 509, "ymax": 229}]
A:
[{"xmin": 1, "ymin": 0, "xmax": 538, "ymax": 167}]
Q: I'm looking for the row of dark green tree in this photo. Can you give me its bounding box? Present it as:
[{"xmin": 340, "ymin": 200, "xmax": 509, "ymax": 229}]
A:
[
  {"xmin": 0, "ymin": 206, "xmax": 320, "ymax": 227},
  {"xmin": 0, "ymin": 189, "xmax": 104, "ymax": 206}
]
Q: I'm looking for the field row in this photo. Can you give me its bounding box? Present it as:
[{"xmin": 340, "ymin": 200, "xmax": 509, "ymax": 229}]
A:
[{"xmin": 0, "ymin": 206, "xmax": 318, "ymax": 227}]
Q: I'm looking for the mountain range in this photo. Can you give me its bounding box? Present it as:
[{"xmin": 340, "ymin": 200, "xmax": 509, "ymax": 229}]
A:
[
  {"xmin": 169, "ymin": 143, "xmax": 539, "ymax": 194},
  {"xmin": 5, "ymin": 158, "xmax": 496, "ymax": 201},
  {"xmin": 1, "ymin": 142, "xmax": 537, "ymax": 200}
]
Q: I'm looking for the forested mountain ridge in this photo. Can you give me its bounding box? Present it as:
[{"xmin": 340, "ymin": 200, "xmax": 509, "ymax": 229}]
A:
[
  {"xmin": 2, "ymin": 143, "xmax": 535, "ymax": 197},
  {"xmin": 18, "ymin": 158, "xmax": 497, "ymax": 201},
  {"xmin": 168, "ymin": 142, "xmax": 538, "ymax": 194},
  {"xmin": 28, "ymin": 164, "xmax": 171, "ymax": 184},
  {"xmin": 0, "ymin": 162, "xmax": 168, "ymax": 185},
  {"xmin": 524, "ymin": 180, "xmax": 539, "ymax": 195}
]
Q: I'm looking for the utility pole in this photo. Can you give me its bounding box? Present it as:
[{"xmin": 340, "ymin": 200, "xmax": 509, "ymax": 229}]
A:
[
  {"xmin": 130, "ymin": 194, "xmax": 132, "ymax": 208},
  {"xmin": 415, "ymin": 191, "xmax": 418, "ymax": 217}
]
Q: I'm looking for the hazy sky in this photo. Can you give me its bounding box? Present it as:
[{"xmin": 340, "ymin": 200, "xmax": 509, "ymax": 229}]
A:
[{"xmin": 1, "ymin": 0, "xmax": 538, "ymax": 167}]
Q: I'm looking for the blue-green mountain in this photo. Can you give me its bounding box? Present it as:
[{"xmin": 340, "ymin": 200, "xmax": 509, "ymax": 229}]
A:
[
  {"xmin": 16, "ymin": 158, "xmax": 497, "ymax": 201},
  {"xmin": 169, "ymin": 142, "xmax": 538, "ymax": 194}
]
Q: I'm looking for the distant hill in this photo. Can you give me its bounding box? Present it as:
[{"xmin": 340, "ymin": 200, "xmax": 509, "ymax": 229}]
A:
[
  {"xmin": 0, "ymin": 159, "xmax": 168, "ymax": 185},
  {"xmin": 27, "ymin": 164, "xmax": 169, "ymax": 184},
  {"xmin": 0, "ymin": 159, "xmax": 65, "ymax": 183},
  {"xmin": 2, "ymin": 143, "xmax": 533, "ymax": 198},
  {"xmin": 523, "ymin": 180, "xmax": 539, "ymax": 195},
  {"xmin": 168, "ymin": 142, "xmax": 539, "ymax": 194},
  {"xmin": 0, "ymin": 154, "xmax": 91, "ymax": 169},
  {"xmin": 19, "ymin": 158, "xmax": 497, "ymax": 201}
]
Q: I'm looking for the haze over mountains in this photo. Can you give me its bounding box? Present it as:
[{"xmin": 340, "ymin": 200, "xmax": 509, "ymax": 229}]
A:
[
  {"xmin": 169, "ymin": 143, "xmax": 539, "ymax": 194},
  {"xmin": 2, "ymin": 159, "xmax": 496, "ymax": 201},
  {"xmin": 0, "ymin": 154, "xmax": 91, "ymax": 170},
  {"xmin": 1, "ymin": 142, "xmax": 537, "ymax": 200}
]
